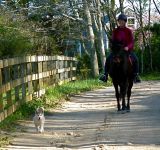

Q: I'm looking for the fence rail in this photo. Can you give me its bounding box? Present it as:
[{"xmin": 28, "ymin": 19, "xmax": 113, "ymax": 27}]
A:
[{"xmin": 0, "ymin": 55, "xmax": 77, "ymax": 122}]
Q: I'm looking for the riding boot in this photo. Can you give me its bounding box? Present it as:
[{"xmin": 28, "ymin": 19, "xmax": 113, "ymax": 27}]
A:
[
  {"xmin": 99, "ymin": 53, "xmax": 112, "ymax": 82},
  {"xmin": 103, "ymin": 53, "xmax": 112, "ymax": 82},
  {"xmin": 99, "ymin": 62, "xmax": 108, "ymax": 82},
  {"xmin": 134, "ymin": 73, "xmax": 141, "ymax": 83},
  {"xmin": 133, "ymin": 60, "xmax": 141, "ymax": 83},
  {"xmin": 130, "ymin": 52, "xmax": 141, "ymax": 83},
  {"xmin": 103, "ymin": 59, "xmax": 109, "ymax": 82},
  {"xmin": 99, "ymin": 74, "xmax": 108, "ymax": 82}
]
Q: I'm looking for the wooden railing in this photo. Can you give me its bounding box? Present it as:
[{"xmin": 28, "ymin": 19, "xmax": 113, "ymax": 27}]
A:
[{"xmin": 0, "ymin": 55, "xmax": 77, "ymax": 122}]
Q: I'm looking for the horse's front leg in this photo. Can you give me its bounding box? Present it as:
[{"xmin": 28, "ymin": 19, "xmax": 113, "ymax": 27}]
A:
[
  {"xmin": 113, "ymin": 82, "xmax": 121, "ymax": 111},
  {"xmin": 122, "ymin": 97, "xmax": 126, "ymax": 111},
  {"xmin": 127, "ymin": 80, "xmax": 133, "ymax": 112},
  {"xmin": 121, "ymin": 84, "xmax": 127, "ymax": 111}
]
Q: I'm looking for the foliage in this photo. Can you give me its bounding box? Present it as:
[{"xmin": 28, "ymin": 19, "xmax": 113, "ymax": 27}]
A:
[
  {"xmin": 0, "ymin": 25, "xmax": 33, "ymax": 57},
  {"xmin": 76, "ymin": 54, "xmax": 92, "ymax": 79},
  {"xmin": 0, "ymin": 136, "xmax": 12, "ymax": 148},
  {"xmin": 0, "ymin": 2, "xmax": 78, "ymax": 57},
  {"xmin": 150, "ymin": 23, "xmax": 160, "ymax": 71},
  {"xmin": 0, "ymin": 10, "xmax": 34, "ymax": 57},
  {"xmin": 134, "ymin": 23, "xmax": 160, "ymax": 73}
]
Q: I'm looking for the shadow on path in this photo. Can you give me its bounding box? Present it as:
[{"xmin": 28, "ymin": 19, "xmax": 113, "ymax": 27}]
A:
[{"xmin": 4, "ymin": 81, "xmax": 160, "ymax": 150}]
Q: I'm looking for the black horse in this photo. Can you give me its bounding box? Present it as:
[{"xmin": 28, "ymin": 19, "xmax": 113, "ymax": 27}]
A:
[{"xmin": 109, "ymin": 42, "xmax": 134, "ymax": 112}]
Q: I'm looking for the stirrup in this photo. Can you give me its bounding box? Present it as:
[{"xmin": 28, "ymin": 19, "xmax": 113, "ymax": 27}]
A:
[
  {"xmin": 99, "ymin": 74, "xmax": 108, "ymax": 82},
  {"xmin": 134, "ymin": 75, "xmax": 141, "ymax": 83}
]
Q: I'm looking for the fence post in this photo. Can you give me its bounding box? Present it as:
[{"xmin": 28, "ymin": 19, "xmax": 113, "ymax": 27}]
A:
[
  {"xmin": 27, "ymin": 56, "xmax": 33, "ymax": 101},
  {"xmin": 21, "ymin": 62, "xmax": 26, "ymax": 103},
  {"xmin": 14, "ymin": 64, "xmax": 20, "ymax": 102},
  {"xmin": 70, "ymin": 58, "xmax": 73, "ymax": 80},
  {"xmin": 38, "ymin": 56, "xmax": 44, "ymax": 96},
  {"xmin": 3, "ymin": 61, "xmax": 12, "ymax": 106},
  {"xmin": 55, "ymin": 56, "xmax": 60, "ymax": 84},
  {"xmin": 3, "ymin": 59, "xmax": 12, "ymax": 116},
  {"xmin": 0, "ymin": 63, "xmax": 3, "ymax": 111}
]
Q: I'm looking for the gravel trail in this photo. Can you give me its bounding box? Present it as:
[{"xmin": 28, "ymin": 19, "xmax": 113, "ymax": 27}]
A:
[{"xmin": 3, "ymin": 81, "xmax": 160, "ymax": 150}]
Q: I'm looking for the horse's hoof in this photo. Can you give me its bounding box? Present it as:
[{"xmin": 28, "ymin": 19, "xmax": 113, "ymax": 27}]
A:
[
  {"xmin": 117, "ymin": 109, "xmax": 121, "ymax": 114},
  {"xmin": 126, "ymin": 109, "xmax": 130, "ymax": 112},
  {"xmin": 117, "ymin": 108, "xmax": 121, "ymax": 111},
  {"xmin": 121, "ymin": 110, "xmax": 126, "ymax": 114},
  {"xmin": 122, "ymin": 107, "xmax": 126, "ymax": 111}
]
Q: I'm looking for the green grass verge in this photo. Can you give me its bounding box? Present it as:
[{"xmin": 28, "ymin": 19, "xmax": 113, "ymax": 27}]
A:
[
  {"xmin": 45, "ymin": 79, "xmax": 112, "ymax": 103},
  {"xmin": 141, "ymin": 72, "xmax": 160, "ymax": 81}
]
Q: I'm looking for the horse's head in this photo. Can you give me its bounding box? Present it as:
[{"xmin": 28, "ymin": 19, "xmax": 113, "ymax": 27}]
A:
[
  {"xmin": 112, "ymin": 49, "xmax": 127, "ymax": 64},
  {"xmin": 110, "ymin": 48, "xmax": 130, "ymax": 78},
  {"xmin": 112, "ymin": 53, "xmax": 123, "ymax": 64}
]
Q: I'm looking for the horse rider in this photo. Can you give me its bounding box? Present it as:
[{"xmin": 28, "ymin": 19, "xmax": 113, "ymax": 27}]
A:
[{"xmin": 102, "ymin": 13, "xmax": 141, "ymax": 83}]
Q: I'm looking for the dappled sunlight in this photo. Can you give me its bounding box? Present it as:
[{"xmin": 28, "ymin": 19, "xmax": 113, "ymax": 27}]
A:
[{"xmin": 6, "ymin": 81, "xmax": 160, "ymax": 149}]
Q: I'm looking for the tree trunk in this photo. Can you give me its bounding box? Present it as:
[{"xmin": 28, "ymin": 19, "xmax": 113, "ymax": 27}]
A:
[
  {"xmin": 119, "ymin": 0, "xmax": 124, "ymax": 13},
  {"xmin": 148, "ymin": 0, "xmax": 153, "ymax": 71},
  {"xmin": 96, "ymin": 0, "xmax": 106, "ymax": 70},
  {"xmin": 83, "ymin": 0, "xmax": 99, "ymax": 77}
]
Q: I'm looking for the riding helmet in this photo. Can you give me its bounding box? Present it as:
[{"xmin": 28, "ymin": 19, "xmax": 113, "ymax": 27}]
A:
[{"xmin": 118, "ymin": 14, "xmax": 127, "ymax": 22}]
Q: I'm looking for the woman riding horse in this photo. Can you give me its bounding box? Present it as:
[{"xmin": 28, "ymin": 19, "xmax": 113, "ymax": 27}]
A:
[
  {"xmin": 102, "ymin": 14, "xmax": 141, "ymax": 83},
  {"xmin": 109, "ymin": 42, "xmax": 134, "ymax": 111},
  {"xmin": 100, "ymin": 14, "xmax": 141, "ymax": 112}
]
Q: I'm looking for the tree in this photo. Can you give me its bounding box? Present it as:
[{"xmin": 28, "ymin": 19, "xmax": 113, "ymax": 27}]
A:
[
  {"xmin": 127, "ymin": 0, "xmax": 150, "ymax": 73},
  {"xmin": 82, "ymin": 0, "xmax": 99, "ymax": 77},
  {"xmin": 150, "ymin": 23, "xmax": 160, "ymax": 71},
  {"xmin": 119, "ymin": 0, "xmax": 124, "ymax": 13},
  {"xmin": 153, "ymin": 0, "xmax": 160, "ymax": 14},
  {"xmin": 0, "ymin": 9, "xmax": 34, "ymax": 57},
  {"xmin": 92, "ymin": 0, "xmax": 106, "ymax": 70}
]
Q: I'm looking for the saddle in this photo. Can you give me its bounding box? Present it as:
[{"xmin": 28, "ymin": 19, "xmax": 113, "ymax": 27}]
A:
[
  {"xmin": 110, "ymin": 40, "xmax": 133, "ymax": 65},
  {"xmin": 112, "ymin": 53, "xmax": 133, "ymax": 66}
]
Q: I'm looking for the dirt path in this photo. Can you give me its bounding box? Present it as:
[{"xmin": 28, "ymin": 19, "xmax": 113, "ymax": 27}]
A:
[{"xmin": 3, "ymin": 81, "xmax": 160, "ymax": 150}]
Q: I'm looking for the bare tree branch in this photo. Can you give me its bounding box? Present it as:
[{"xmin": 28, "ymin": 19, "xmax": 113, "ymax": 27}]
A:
[{"xmin": 153, "ymin": 0, "xmax": 160, "ymax": 14}]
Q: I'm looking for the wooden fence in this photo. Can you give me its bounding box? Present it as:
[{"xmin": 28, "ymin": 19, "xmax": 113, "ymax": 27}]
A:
[{"xmin": 0, "ymin": 55, "xmax": 77, "ymax": 122}]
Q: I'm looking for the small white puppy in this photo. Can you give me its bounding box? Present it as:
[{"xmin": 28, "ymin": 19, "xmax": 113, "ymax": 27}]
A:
[{"xmin": 33, "ymin": 107, "xmax": 45, "ymax": 133}]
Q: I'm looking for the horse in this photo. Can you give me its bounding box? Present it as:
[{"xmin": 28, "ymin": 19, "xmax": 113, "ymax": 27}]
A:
[{"xmin": 109, "ymin": 42, "xmax": 134, "ymax": 112}]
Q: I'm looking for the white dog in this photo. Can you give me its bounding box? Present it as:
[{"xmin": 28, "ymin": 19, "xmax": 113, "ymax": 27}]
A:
[{"xmin": 33, "ymin": 107, "xmax": 45, "ymax": 133}]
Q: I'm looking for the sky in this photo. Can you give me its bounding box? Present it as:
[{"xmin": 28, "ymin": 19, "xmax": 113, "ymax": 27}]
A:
[{"xmin": 115, "ymin": 0, "xmax": 158, "ymax": 13}]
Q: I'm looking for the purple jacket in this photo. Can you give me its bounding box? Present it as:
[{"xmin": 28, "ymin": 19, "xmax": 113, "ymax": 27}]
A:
[{"xmin": 112, "ymin": 26, "xmax": 134, "ymax": 51}]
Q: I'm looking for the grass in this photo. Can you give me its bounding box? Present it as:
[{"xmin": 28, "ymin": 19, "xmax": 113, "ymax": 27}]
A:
[
  {"xmin": 45, "ymin": 79, "xmax": 112, "ymax": 103},
  {"xmin": 141, "ymin": 72, "xmax": 160, "ymax": 81},
  {"xmin": 0, "ymin": 136, "xmax": 12, "ymax": 148}
]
